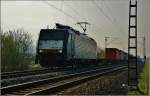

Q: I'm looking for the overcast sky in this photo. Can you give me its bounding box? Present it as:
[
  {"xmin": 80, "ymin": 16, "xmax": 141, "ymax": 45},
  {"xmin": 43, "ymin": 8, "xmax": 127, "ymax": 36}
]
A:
[{"xmin": 1, "ymin": 0, "xmax": 150, "ymax": 57}]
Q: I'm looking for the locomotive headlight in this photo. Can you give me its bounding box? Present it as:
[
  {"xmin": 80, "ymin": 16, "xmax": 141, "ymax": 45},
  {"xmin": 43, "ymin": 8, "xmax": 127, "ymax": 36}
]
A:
[
  {"xmin": 39, "ymin": 50, "xmax": 44, "ymax": 53},
  {"xmin": 58, "ymin": 50, "xmax": 62, "ymax": 53}
]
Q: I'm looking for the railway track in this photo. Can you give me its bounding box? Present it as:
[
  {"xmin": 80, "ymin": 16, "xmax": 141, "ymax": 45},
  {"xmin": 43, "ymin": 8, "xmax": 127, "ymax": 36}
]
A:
[
  {"xmin": 1, "ymin": 65, "xmax": 126, "ymax": 95},
  {"xmin": 1, "ymin": 64, "xmax": 126, "ymax": 80},
  {"xmin": 1, "ymin": 64, "xmax": 123, "ymax": 87},
  {"xmin": 1, "ymin": 67, "xmax": 73, "ymax": 80}
]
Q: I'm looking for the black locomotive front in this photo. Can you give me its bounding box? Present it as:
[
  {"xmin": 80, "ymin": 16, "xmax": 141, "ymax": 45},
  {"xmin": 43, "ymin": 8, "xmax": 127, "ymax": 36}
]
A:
[{"xmin": 35, "ymin": 29, "xmax": 69, "ymax": 67}]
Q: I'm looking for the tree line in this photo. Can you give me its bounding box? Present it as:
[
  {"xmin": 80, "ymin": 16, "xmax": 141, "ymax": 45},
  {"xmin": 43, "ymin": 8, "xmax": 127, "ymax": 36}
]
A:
[{"xmin": 1, "ymin": 29, "xmax": 33, "ymax": 72}]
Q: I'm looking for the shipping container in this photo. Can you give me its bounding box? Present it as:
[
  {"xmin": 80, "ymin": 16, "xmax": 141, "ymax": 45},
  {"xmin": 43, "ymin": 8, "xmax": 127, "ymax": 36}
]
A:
[
  {"xmin": 105, "ymin": 48, "xmax": 117, "ymax": 60},
  {"xmin": 105, "ymin": 48, "xmax": 128, "ymax": 60}
]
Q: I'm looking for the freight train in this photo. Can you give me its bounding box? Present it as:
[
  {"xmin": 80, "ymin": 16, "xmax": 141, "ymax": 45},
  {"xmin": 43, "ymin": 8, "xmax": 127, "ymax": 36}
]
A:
[
  {"xmin": 35, "ymin": 23, "xmax": 143, "ymax": 68},
  {"xmin": 35, "ymin": 23, "xmax": 98, "ymax": 67}
]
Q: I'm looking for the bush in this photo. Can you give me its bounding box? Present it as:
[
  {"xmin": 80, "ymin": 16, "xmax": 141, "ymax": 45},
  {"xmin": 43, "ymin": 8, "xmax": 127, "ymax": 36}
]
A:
[{"xmin": 97, "ymin": 47, "xmax": 105, "ymax": 59}]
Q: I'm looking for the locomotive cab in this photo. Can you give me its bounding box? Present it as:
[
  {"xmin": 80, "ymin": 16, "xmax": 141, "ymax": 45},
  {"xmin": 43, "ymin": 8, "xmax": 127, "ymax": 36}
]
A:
[{"xmin": 36, "ymin": 29, "xmax": 69, "ymax": 67}]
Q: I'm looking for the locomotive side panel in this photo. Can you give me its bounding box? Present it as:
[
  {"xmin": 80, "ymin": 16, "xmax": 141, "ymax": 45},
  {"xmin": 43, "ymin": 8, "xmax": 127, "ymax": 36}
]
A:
[
  {"xmin": 73, "ymin": 33, "xmax": 97, "ymax": 59},
  {"xmin": 66, "ymin": 31, "xmax": 97, "ymax": 60},
  {"xmin": 66, "ymin": 32, "xmax": 75, "ymax": 60}
]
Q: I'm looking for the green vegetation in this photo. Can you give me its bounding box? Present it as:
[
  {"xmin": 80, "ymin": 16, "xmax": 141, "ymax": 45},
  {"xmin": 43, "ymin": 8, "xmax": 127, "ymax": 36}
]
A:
[
  {"xmin": 97, "ymin": 47, "xmax": 105, "ymax": 59},
  {"xmin": 138, "ymin": 62, "xmax": 149, "ymax": 94},
  {"xmin": 1, "ymin": 29, "xmax": 33, "ymax": 72},
  {"xmin": 28, "ymin": 63, "xmax": 42, "ymax": 70},
  {"xmin": 128, "ymin": 62, "xmax": 149, "ymax": 95}
]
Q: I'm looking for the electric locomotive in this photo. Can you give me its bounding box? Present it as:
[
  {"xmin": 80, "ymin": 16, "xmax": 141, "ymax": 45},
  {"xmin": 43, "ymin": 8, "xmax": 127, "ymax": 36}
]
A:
[{"xmin": 35, "ymin": 23, "xmax": 97, "ymax": 67}]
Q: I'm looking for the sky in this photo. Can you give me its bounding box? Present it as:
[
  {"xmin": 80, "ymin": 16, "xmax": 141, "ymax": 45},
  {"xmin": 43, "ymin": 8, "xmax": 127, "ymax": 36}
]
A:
[{"xmin": 1, "ymin": 0, "xmax": 150, "ymax": 57}]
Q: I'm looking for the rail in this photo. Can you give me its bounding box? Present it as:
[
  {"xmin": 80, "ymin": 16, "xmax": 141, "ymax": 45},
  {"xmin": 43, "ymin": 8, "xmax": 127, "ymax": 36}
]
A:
[{"xmin": 1, "ymin": 67, "xmax": 72, "ymax": 80}]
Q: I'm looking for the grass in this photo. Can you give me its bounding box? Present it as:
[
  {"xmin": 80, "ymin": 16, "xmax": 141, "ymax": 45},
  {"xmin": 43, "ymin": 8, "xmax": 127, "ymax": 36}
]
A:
[
  {"xmin": 138, "ymin": 62, "xmax": 149, "ymax": 94},
  {"xmin": 128, "ymin": 62, "xmax": 149, "ymax": 95},
  {"xmin": 28, "ymin": 63, "xmax": 43, "ymax": 70}
]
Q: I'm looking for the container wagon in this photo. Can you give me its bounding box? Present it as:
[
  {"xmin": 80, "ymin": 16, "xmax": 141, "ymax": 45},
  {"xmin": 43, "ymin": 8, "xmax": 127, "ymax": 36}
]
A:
[{"xmin": 105, "ymin": 48, "xmax": 128, "ymax": 64}]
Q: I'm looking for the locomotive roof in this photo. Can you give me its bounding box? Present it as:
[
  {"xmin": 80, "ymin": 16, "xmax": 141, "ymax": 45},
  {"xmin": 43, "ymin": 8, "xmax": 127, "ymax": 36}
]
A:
[
  {"xmin": 40, "ymin": 23, "xmax": 97, "ymax": 44},
  {"xmin": 56, "ymin": 23, "xmax": 81, "ymax": 35},
  {"xmin": 56, "ymin": 23, "xmax": 96, "ymax": 42}
]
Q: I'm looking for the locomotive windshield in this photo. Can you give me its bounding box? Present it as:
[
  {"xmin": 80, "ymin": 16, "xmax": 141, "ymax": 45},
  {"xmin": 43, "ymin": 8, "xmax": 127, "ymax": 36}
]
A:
[
  {"xmin": 38, "ymin": 29, "xmax": 68, "ymax": 53},
  {"xmin": 39, "ymin": 40, "xmax": 63, "ymax": 50}
]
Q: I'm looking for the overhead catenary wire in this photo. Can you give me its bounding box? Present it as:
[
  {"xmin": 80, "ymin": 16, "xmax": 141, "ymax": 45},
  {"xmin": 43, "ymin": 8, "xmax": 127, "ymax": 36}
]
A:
[
  {"xmin": 43, "ymin": 0, "xmax": 79, "ymax": 22},
  {"xmin": 102, "ymin": 1, "xmax": 129, "ymax": 49},
  {"xmin": 92, "ymin": 0, "xmax": 132, "ymax": 51},
  {"xmin": 105, "ymin": 37, "xmax": 127, "ymax": 50},
  {"xmin": 63, "ymin": 2, "xmax": 107, "ymax": 32},
  {"xmin": 102, "ymin": 1, "xmax": 125, "ymax": 33},
  {"xmin": 92, "ymin": 0, "xmax": 123, "ymax": 34},
  {"xmin": 42, "ymin": 0, "xmax": 107, "ymax": 49},
  {"xmin": 43, "ymin": 0, "xmax": 121, "ymax": 34},
  {"xmin": 60, "ymin": 0, "xmax": 64, "ymax": 23},
  {"xmin": 63, "ymin": 1, "xmax": 88, "ymax": 22},
  {"xmin": 43, "ymin": 0, "xmax": 105, "ymax": 33},
  {"xmin": 92, "ymin": 0, "xmax": 111, "ymax": 22}
]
